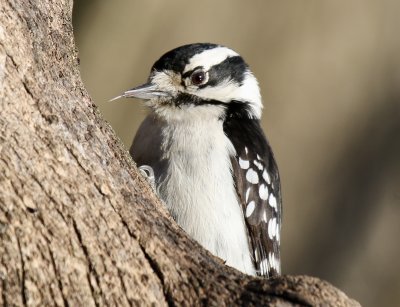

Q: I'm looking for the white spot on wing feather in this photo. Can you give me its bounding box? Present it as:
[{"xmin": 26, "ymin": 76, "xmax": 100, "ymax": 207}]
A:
[
  {"xmin": 239, "ymin": 157, "xmax": 249, "ymax": 169},
  {"xmin": 268, "ymin": 217, "xmax": 277, "ymax": 239},
  {"xmin": 269, "ymin": 252, "xmax": 277, "ymax": 271},
  {"xmin": 253, "ymin": 160, "xmax": 263, "ymax": 170},
  {"xmin": 269, "ymin": 194, "xmax": 277, "ymax": 210},
  {"xmin": 245, "ymin": 187, "xmax": 251, "ymax": 202},
  {"xmin": 260, "ymin": 258, "xmax": 269, "ymax": 275},
  {"xmin": 245, "ymin": 201, "xmax": 255, "ymax": 217},
  {"xmin": 259, "ymin": 184, "xmax": 269, "ymax": 200},
  {"xmin": 262, "ymin": 210, "xmax": 268, "ymax": 223},
  {"xmin": 246, "ymin": 168, "xmax": 259, "ymax": 184},
  {"xmin": 276, "ymin": 222, "xmax": 281, "ymax": 244},
  {"xmin": 262, "ymin": 170, "xmax": 271, "ymax": 184}
]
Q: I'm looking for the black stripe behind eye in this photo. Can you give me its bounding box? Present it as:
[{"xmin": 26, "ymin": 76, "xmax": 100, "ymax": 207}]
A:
[
  {"xmin": 206, "ymin": 56, "xmax": 248, "ymax": 87},
  {"xmin": 181, "ymin": 56, "xmax": 248, "ymax": 89}
]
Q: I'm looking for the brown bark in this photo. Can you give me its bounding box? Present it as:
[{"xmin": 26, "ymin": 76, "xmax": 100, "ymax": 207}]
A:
[{"xmin": 0, "ymin": 1, "xmax": 360, "ymax": 306}]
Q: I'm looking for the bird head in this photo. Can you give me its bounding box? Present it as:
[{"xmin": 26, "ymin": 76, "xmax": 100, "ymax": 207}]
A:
[{"xmin": 112, "ymin": 43, "xmax": 263, "ymax": 120}]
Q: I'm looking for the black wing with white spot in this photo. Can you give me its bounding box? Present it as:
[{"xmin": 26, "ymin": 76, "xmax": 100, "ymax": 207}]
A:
[{"xmin": 224, "ymin": 111, "xmax": 282, "ymax": 278}]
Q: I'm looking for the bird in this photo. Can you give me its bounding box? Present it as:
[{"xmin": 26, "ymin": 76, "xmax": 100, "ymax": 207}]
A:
[{"xmin": 112, "ymin": 43, "xmax": 282, "ymax": 278}]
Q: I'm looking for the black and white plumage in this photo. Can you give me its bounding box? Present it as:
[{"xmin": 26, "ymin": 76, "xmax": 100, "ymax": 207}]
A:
[{"xmin": 112, "ymin": 43, "xmax": 282, "ymax": 277}]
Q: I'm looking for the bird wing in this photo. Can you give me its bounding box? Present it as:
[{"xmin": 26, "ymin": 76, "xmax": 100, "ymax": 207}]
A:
[{"xmin": 225, "ymin": 117, "xmax": 282, "ymax": 278}]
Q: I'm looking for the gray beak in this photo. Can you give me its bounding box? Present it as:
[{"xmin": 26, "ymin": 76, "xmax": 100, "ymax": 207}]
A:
[{"xmin": 109, "ymin": 83, "xmax": 171, "ymax": 101}]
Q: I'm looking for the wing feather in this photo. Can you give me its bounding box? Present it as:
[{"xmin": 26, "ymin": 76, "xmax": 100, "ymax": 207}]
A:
[{"xmin": 226, "ymin": 116, "xmax": 282, "ymax": 278}]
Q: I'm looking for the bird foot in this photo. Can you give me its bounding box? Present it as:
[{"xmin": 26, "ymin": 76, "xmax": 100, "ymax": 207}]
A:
[{"xmin": 138, "ymin": 165, "xmax": 156, "ymax": 191}]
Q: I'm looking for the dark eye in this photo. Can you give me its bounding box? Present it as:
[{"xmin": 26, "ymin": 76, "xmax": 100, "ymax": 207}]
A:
[{"xmin": 190, "ymin": 70, "xmax": 207, "ymax": 85}]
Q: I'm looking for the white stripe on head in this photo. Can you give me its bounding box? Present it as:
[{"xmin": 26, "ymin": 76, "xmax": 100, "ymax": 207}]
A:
[
  {"xmin": 183, "ymin": 47, "xmax": 239, "ymax": 74},
  {"xmin": 194, "ymin": 71, "xmax": 263, "ymax": 118}
]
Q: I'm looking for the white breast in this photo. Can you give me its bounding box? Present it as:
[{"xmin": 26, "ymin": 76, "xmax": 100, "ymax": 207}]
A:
[{"xmin": 154, "ymin": 106, "xmax": 255, "ymax": 275}]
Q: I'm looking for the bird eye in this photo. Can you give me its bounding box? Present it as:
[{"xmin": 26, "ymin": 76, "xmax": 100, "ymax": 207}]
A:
[{"xmin": 190, "ymin": 70, "xmax": 207, "ymax": 86}]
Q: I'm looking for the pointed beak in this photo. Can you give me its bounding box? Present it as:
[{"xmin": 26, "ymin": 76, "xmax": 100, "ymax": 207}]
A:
[{"xmin": 109, "ymin": 83, "xmax": 171, "ymax": 102}]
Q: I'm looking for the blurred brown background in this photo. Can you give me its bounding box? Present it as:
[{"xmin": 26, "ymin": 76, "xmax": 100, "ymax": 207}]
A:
[{"xmin": 73, "ymin": 1, "xmax": 400, "ymax": 306}]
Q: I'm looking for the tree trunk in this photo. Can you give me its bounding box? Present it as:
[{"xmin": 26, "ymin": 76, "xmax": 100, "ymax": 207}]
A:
[{"xmin": 0, "ymin": 1, "xmax": 360, "ymax": 306}]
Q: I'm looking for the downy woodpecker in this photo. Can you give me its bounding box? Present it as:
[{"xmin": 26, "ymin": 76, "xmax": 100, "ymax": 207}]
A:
[{"xmin": 112, "ymin": 43, "xmax": 282, "ymax": 277}]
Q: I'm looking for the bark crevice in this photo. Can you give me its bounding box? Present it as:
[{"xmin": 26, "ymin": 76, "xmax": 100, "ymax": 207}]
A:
[
  {"xmin": 111, "ymin": 205, "xmax": 174, "ymax": 307},
  {"xmin": 47, "ymin": 243, "xmax": 69, "ymax": 307},
  {"xmin": 139, "ymin": 241, "xmax": 175, "ymax": 307},
  {"xmin": 16, "ymin": 235, "xmax": 27, "ymax": 307},
  {"xmin": 1, "ymin": 278, "xmax": 7, "ymax": 307},
  {"xmin": 72, "ymin": 220, "xmax": 101, "ymax": 307}
]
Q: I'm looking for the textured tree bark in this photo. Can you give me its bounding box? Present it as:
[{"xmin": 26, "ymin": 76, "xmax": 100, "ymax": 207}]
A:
[{"xmin": 0, "ymin": 1, "xmax": 360, "ymax": 306}]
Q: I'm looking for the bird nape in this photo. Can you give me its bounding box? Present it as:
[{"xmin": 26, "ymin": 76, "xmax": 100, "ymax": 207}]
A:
[{"xmin": 112, "ymin": 43, "xmax": 282, "ymax": 278}]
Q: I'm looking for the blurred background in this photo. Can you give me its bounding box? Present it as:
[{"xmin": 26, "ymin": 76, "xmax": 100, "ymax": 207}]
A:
[{"xmin": 73, "ymin": 1, "xmax": 400, "ymax": 306}]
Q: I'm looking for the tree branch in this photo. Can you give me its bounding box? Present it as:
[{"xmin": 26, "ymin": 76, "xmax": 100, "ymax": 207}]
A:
[{"xmin": 0, "ymin": 1, "xmax": 360, "ymax": 306}]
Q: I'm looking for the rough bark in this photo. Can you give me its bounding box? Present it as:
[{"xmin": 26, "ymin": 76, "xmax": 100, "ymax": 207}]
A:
[{"xmin": 0, "ymin": 1, "xmax": 360, "ymax": 306}]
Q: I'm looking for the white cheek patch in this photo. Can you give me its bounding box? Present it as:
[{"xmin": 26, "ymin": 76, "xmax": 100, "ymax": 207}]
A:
[
  {"xmin": 193, "ymin": 73, "xmax": 263, "ymax": 118},
  {"xmin": 183, "ymin": 47, "xmax": 239, "ymax": 74},
  {"xmin": 195, "ymin": 79, "xmax": 240, "ymax": 102}
]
